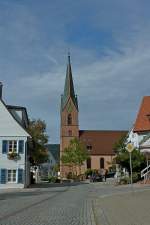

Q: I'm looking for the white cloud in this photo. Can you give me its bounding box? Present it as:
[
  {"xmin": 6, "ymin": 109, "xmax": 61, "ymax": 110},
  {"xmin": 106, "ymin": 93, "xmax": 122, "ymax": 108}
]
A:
[{"xmin": 1, "ymin": 0, "xmax": 150, "ymax": 142}]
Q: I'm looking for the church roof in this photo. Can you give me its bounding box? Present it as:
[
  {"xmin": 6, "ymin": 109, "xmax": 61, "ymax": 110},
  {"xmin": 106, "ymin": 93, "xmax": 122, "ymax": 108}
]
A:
[
  {"xmin": 61, "ymin": 55, "xmax": 78, "ymax": 111},
  {"xmin": 79, "ymin": 130, "xmax": 128, "ymax": 155},
  {"xmin": 133, "ymin": 96, "xmax": 150, "ymax": 133}
]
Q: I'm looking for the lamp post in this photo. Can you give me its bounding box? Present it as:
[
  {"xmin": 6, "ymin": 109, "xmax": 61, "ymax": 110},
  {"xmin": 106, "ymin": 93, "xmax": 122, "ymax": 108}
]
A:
[{"xmin": 126, "ymin": 143, "xmax": 134, "ymax": 185}]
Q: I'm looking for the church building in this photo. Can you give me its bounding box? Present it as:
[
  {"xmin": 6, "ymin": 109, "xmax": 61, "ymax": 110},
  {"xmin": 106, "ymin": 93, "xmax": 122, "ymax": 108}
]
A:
[{"xmin": 60, "ymin": 55, "xmax": 127, "ymax": 178}]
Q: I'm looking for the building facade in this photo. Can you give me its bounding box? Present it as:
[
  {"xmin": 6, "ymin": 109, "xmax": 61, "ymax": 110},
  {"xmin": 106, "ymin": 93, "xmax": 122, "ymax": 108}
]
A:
[
  {"xmin": 40, "ymin": 144, "xmax": 60, "ymax": 179},
  {"xmin": 0, "ymin": 83, "xmax": 30, "ymax": 188},
  {"xmin": 128, "ymin": 96, "xmax": 150, "ymax": 148},
  {"xmin": 60, "ymin": 56, "xmax": 127, "ymax": 178}
]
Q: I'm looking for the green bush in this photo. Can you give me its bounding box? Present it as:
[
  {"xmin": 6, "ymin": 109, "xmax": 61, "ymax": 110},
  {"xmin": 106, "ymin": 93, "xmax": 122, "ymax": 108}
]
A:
[
  {"xmin": 85, "ymin": 169, "xmax": 93, "ymax": 177},
  {"xmin": 119, "ymin": 172, "xmax": 140, "ymax": 185},
  {"xmin": 132, "ymin": 172, "xmax": 140, "ymax": 183},
  {"xmin": 77, "ymin": 174, "xmax": 85, "ymax": 181},
  {"xmin": 48, "ymin": 175, "xmax": 57, "ymax": 183},
  {"xmin": 119, "ymin": 177, "xmax": 130, "ymax": 185},
  {"xmin": 67, "ymin": 172, "xmax": 73, "ymax": 179},
  {"xmin": 85, "ymin": 169, "xmax": 99, "ymax": 178}
]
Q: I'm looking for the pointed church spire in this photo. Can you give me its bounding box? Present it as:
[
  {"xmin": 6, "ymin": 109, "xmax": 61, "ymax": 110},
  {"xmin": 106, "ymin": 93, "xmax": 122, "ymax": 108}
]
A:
[
  {"xmin": 68, "ymin": 51, "xmax": 71, "ymax": 64},
  {"xmin": 61, "ymin": 54, "xmax": 78, "ymax": 111},
  {"xmin": 64, "ymin": 53, "xmax": 75, "ymax": 98}
]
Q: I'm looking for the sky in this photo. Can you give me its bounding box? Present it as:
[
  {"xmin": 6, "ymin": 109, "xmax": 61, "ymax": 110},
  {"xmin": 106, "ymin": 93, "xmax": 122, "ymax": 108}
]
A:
[{"xmin": 0, "ymin": 0, "xmax": 150, "ymax": 143}]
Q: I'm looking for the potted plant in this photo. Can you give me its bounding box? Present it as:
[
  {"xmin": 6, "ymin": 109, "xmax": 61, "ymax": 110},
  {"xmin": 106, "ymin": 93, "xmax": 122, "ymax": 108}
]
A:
[{"xmin": 7, "ymin": 151, "xmax": 20, "ymax": 160}]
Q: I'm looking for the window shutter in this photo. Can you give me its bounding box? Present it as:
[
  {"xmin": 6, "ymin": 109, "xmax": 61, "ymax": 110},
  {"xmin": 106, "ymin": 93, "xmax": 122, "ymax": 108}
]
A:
[
  {"xmin": 2, "ymin": 140, "xmax": 8, "ymax": 154},
  {"xmin": 18, "ymin": 140, "xmax": 24, "ymax": 154},
  {"xmin": 18, "ymin": 169, "xmax": 23, "ymax": 183},
  {"xmin": 0, "ymin": 169, "xmax": 7, "ymax": 184}
]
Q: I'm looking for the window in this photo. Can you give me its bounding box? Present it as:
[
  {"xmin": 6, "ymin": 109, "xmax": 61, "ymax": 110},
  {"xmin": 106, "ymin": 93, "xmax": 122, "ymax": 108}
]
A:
[
  {"xmin": 146, "ymin": 114, "xmax": 150, "ymax": 121},
  {"xmin": 87, "ymin": 158, "xmax": 91, "ymax": 169},
  {"xmin": 67, "ymin": 114, "xmax": 72, "ymax": 125},
  {"xmin": 49, "ymin": 159, "xmax": 53, "ymax": 164},
  {"xmin": 8, "ymin": 141, "xmax": 17, "ymax": 153},
  {"xmin": 68, "ymin": 130, "xmax": 72, "ymax": 136},
  {"xmin": 7, "ymin": 170, "xmax": 16, "ymax": 183},
  {"xmin": 2, "ymin": 140, "xmax": 24, "ymax": 154},
  {"xmin": 87, "ymin": 145, "xmax": 92, "ymax": 151},
  {"xmin": 100, "ymin": 158, "xmax": 104, "ymax": 169}
]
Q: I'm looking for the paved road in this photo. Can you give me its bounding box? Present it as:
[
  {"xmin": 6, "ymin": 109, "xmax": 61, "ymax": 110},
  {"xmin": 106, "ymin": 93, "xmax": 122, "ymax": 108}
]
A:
[
  {"xmin": 91, "ymin": 182, "xmax": 150, "ymax": 225},
  {"xmin": 0, "ymin": 183, "xmax": 95, "ymax": 225},
  {"xmin": 0, "ymin": 181, "xmax": 150, "ymax": 225}
]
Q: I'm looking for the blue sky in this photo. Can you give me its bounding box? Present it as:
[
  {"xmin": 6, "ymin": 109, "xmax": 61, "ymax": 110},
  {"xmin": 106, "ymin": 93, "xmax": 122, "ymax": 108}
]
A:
[{"xmin": 1, "ymin": 0, "xmax": 150, "ymax": 143}]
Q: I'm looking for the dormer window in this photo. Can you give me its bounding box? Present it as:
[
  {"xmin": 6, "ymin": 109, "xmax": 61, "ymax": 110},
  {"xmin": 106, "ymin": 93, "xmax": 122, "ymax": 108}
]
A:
[{"xmin": 67, "ymin": 114, "xmax": 72, "ymax": 125}]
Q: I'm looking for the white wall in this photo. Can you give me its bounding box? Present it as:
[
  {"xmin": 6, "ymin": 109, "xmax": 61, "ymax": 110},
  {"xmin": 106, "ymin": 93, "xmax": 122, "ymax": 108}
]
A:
[
  {"xmin": 128, "ymin": 129, "xmax": 147, "ymax": 148},
  {"xmin": 41, "ymin": 151, "xmax": 57, "ymax": 177},
  {"xmin": 0, "ymin": 101, "xmax": 29, "ymax": 136},
  {"xmin": 0, "ymin": 136, "xmax": 29, "ymax": 188}
]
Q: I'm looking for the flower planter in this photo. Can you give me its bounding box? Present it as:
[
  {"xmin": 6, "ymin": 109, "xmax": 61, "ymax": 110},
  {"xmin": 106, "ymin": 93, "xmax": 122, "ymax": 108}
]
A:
[{"xmin": 7, "ymin": 152, "xmax": 20, "ymax": 161}]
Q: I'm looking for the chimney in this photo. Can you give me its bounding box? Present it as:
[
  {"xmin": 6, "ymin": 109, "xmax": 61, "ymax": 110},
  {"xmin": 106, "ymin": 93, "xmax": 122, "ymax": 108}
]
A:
[{"xmin": 0, "ymin": 82, "xmax": 3, "ymax": 99}]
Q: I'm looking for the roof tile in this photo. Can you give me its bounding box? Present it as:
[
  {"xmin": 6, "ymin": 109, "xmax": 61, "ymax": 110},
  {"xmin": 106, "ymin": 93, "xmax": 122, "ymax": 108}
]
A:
[
  {"xmin": 79, "ymin": 130, "xmax": 127, "ymax": 155},
  {"xmin": 134, "ymin": 96, "xmax": 150, "ymax": 132}
]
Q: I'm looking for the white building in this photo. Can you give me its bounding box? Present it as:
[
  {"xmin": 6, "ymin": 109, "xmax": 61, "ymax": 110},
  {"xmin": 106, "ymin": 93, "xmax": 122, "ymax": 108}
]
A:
[
  {"xmin": 128, "ymin": 96, "xmax": 150, "ymax": 148},
  {"xmin": 0, "ymin": 83, "xmax": 30, "ymax": 188},
  {"xmin": 128, "ymin": 128, "xmax": 145, "ymax": 148},
  {"xmin": 40, "ymin": 144, "xmax": 60, "ymax": 179}
]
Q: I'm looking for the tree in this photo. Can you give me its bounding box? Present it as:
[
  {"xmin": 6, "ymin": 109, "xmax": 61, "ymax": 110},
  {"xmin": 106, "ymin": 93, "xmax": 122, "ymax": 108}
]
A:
[
  {"xmin": 113, "ymin": 134, "xmax": 127, "ymax": 154},
  {"xmin": 114, "ymin": 135, "xmax": 146, "ymax": 173},
  {"xmin": 116, "ymin": 150, "xmax": 146, "ymax": 173},
  {"xmin": 61, "ymin": 138, "xmax": 89, "ymax": 176},
  {"xmin": 27, "ymin": 119, "xmax": 49, "ymax": 165}
]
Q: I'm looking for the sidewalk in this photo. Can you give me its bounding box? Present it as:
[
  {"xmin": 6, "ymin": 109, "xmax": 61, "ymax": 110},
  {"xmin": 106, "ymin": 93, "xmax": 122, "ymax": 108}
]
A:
[
  {"xmin": 0, "ymin": 181, "xmax": 87, "ymax": 195},
  {"xmin": 93, "ymin": 188, "xmax": 150, "ymax": 225},
  {"xmin": 0, "ymin": 187, "xmax": 38, "ymax": 195}
]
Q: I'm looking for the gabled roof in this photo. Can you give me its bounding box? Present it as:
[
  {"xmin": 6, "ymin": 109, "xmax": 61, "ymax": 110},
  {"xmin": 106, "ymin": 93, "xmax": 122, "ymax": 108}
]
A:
[
  {"xmin": 79, "ymin": 130, "xmax": 128, "ymax": 155},
  {"xmin": 61, "ymin": 55, "xmax": 78, "ymax": 111},
  {"xmin": 46, "ymin": 144, "xmax": 60, "ymax": 162},
  {"xmin": 134, "ymin": 96, "xmax": 150, "ymax": 133},
  {"xmin": 0, "ymin": 99, "xmax": 30, "ymax": 137}
]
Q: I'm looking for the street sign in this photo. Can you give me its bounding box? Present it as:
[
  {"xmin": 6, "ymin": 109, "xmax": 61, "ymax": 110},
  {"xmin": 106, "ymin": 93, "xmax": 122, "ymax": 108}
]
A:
[
  {"xmin": 126, "ymin": 143, "xmax": 134, "ymax": 186},
  {"xmin": 126, "ymin": 143, "xmax": 134, "ymax": 153}
]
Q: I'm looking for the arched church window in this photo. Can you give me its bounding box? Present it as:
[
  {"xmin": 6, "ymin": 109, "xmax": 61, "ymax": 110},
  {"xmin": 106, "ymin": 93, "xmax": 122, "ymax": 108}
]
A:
[
  {"xmin": 67, "ymin": 114, "xmax": 72, "ymax": 125},
  {"xmin": 87, "ymin": 158, "xmax": 91, "ymax": 169},
  {"xmin": 68, "ymin": 130, "xmax": 72, "ymax": 136},
  {"xmin": 100, "ymin": 158, "xmax": 104, "ymax": 169}
]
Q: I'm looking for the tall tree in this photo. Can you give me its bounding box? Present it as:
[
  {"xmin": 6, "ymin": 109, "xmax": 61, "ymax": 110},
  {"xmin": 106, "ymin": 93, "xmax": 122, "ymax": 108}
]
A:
[
  {"xmin": 61, "ymin": 138, "xmax": 89, "ymax": 175},
  {"xmin": 28, "ymin": 119, "xmax": 49, "ymax": 165}
]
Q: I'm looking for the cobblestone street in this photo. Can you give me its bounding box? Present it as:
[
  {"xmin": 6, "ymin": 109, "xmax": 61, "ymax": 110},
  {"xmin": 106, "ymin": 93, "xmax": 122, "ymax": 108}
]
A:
[
  {"xmin": 0, "ymin": 182, "xmax": 150, "ymax": 225},
  {"xmin": 0, "ymin": 183, "xmax": 95, "ymax": 225}
]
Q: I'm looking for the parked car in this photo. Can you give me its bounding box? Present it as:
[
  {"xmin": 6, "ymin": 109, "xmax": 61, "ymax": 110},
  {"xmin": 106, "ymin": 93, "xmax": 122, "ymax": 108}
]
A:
[{"xmin": 107, "ymin": 171, "xmax": 115, "ymax": 178}]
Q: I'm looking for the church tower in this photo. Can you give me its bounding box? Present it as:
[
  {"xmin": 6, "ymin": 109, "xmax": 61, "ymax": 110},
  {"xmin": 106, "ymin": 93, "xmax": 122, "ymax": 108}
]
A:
[{"xmin": 60, "ymin": 55, "xmax": 79, "ymax": 178}]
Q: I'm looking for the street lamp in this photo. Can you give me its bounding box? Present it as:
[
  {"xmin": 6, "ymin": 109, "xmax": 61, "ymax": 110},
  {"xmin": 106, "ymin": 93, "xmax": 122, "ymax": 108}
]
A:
[{"xmin": 126, "ymin": 143, "xmax": 134, "ymax": 185}]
